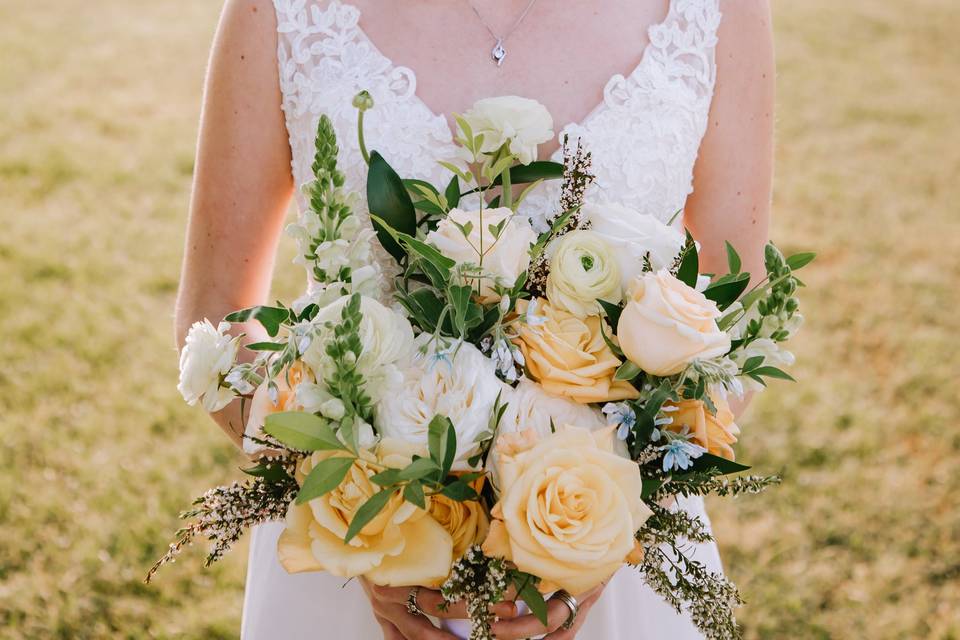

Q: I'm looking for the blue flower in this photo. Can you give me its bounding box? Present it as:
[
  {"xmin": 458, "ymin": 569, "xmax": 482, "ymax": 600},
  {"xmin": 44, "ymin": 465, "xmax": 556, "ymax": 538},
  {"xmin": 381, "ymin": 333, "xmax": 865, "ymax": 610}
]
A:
[
  {"xmin": 659, "ymin": 438, "xmax": 707, "ymax": 473},
  {"xmin": 602, "ymin": 402, "xmax": 636, "ymax": 441},
  {"xmin": 523, "ymin": 298, "xmax": 548, "ymax": 327}
]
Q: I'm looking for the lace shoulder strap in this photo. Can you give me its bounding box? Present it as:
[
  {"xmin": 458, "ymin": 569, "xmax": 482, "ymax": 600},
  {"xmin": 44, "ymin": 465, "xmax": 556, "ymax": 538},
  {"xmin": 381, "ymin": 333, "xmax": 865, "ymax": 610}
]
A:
[{"xmin": 645, "ymin": 0, "xmax": 722, "ymax": 101}]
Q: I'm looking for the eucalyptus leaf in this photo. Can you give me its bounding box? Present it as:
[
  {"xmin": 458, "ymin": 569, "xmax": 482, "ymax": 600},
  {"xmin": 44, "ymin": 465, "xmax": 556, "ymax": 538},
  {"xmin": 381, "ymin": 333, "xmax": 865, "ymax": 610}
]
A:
[
  {"xmin": 344, "ymin": 489, "xmax": 393, "ymax": 543},
  {"xmin": 263, "ymin": 411, "xmax": 344, "ymax": 452},
  {"xmin": 295, "ymin": 456, "xmax": 354, "ymax": 504},
  {"xmin": 786, "ymin": 252, "xmax": 816, "ymax": 270},
  {"xmin": 403, "ymin": 481, "xmax": 426, "ymax": 510},
  {"xmin": 224, "ymin": 305, "xmax": 290, "ymax": 337}
]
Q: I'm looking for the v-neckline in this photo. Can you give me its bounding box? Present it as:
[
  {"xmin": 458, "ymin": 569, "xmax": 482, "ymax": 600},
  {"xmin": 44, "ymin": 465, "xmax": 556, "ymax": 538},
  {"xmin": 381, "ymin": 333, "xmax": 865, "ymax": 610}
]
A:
[{"xmin": 341, "ymin": 0, "xmax": 676, "ymax": 160}]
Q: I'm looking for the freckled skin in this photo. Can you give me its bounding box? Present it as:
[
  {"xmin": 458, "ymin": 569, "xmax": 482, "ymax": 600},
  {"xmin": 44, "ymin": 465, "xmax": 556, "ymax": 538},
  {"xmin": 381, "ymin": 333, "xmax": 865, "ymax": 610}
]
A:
[{"xmin": 176, "ymin": 1, "xmax": 774, "ymax": 633}]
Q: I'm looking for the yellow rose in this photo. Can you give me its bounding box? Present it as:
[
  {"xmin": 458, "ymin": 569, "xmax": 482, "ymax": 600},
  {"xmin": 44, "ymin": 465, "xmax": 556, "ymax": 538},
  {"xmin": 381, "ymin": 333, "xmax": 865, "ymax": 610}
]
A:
[
  {"xmin": 277, "ymin": 439, "xmax": 454, "ymax": 587},
  {"xmin": 513, "ymin": 298, "xmax": 639, "ymax": 404},
  {"xmin": 664, "ymin": 392, "xmax": 740, "ymax": 460},
  {"xmin": 617, "ymin": 270, "xmax": 731, "ymax": 377},
  {"xmin": 243, "ymin": 361, "xmax": 311, "ymax": 456},
  {"xmin": 482, "ymin": 425, "xmax": 652, "ymax": 594},
  {"xmin": 545, "ymin": 230, "xmax": 622, "ymax": 318},
  {"xmin": 429, "ymin": 477, "xmax": 490, "ymax": 559}
]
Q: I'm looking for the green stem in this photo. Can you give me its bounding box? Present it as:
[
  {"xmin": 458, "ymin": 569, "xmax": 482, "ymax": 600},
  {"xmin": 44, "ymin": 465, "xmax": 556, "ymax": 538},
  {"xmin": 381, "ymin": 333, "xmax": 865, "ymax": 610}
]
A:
[
  {"xmin": 357, "ymin": 110, "xmax": 370, "ymax": 165},
  {"xmin": 500, "ymin": 163, "xmax": 512, "ymax": 209}
]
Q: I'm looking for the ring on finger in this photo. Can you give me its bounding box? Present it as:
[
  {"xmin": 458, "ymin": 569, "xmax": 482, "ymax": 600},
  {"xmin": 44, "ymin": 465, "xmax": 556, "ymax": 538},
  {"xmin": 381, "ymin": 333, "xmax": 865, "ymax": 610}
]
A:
[
  {"xmin": 550, "ymin": 589, "xmax": 579, "ymax": 631},
  {"xmin": 406, "ymin": 586, "xmax": 427, "ymax": 617}
]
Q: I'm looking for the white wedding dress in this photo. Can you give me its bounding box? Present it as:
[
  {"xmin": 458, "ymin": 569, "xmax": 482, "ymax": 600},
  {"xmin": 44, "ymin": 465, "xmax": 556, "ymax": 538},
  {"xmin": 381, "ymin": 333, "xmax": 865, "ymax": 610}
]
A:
[{"xmin": 242, "ymin": 1, "xmax": 725, "ymax": 637}]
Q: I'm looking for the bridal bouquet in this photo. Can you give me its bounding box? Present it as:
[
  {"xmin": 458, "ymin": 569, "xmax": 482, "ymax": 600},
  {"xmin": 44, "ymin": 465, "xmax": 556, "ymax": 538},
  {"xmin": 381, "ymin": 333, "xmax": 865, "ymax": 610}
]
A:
[{"xmin": 148, "ymin": 93, "xmax": 814, "ymax": 640}]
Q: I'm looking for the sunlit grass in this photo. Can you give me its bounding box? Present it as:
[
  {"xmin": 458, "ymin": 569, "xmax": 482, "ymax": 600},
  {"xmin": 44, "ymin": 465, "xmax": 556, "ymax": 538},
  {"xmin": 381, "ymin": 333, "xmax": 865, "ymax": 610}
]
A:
[{"xmin": 1, "ymin": 0, "xmax": 957, "ymax": 637}]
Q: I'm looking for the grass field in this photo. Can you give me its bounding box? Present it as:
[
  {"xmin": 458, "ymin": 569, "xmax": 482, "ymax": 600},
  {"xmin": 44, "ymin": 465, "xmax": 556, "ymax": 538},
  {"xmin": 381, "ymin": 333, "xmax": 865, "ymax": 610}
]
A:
[{"xmin": 1, "ymin": 1, "xmax": 958, "ymax": 638}]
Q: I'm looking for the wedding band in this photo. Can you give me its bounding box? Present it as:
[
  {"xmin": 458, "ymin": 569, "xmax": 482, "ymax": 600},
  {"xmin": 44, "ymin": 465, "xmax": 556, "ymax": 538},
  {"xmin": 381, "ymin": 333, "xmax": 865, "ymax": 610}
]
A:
[
  {"xmin": 405, "ymin": 586, "xmax": 427, "ymax": 617},
  {"xmin": 551, "ymin": 589, "xmax": 579, "ymax": 630}
]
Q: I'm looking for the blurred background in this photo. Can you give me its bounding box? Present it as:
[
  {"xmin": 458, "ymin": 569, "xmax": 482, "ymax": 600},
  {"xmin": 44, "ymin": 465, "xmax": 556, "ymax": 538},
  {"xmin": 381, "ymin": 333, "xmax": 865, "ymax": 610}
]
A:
[{"xmin": 1, "ymin": 0, "xmax": 958, "ymax": 638}]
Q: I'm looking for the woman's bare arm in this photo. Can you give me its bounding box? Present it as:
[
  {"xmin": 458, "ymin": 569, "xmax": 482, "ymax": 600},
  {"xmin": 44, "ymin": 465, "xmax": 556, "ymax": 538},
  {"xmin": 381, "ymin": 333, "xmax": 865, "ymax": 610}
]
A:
[
  {"xmin": 684, "ymin": 0, "xmax": 775, "ymax": 416},
  {"xmin": 174, "ymin": 0, "xmax": 293, "ymax": 447}
]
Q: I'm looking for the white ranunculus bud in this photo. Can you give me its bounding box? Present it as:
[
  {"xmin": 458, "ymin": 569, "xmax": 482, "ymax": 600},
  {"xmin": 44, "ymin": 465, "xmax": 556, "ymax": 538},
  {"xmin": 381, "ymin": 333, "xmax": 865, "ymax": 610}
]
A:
[
  {"xmin": 545, "ymin": 230, "xmax": 622, "ymax": 318},
  {"xmin": 375, "ymin": 338, "xmax": 506, "ymax": 470},
  {"xmin": 460, "ymin": 96, "xmax": 554, "ymax": 165},
  {"xmin": 426, "ymin": 207, "xmax": 537, "ymax": 302},
  {"xmin": 583, "ymin": 202, "xmax": 686, "ymax": 292},
  {"xmin": 177, "ymin": 320, "xmax": 239, "ymax": 412}
]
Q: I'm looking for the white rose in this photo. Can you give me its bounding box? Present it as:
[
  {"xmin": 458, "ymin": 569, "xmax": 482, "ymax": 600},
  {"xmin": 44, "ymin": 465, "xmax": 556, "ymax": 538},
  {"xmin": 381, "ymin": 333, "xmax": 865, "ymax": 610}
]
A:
[
  {"xmin": 731, "ymin": 338, "xmax": 796, "ymax": 392},
  {"xmin": 301, "ymin": 296, "xmax": 415, "ymax": 402},
  {"xmin": 376, "ymin": 337, "xmax": 505, "ymax": 470},
  {"xmin": 617, "ymin": 270, "xmax": 731, "ymax": 376},
  {"xmin": 584, "ymin": 202, "xmax": 686, "ymax": 291},
  {"xmin": 177, "ymin": 320, "xmax": 239, "ymax": 412},
  {"xmin": 545, "ymin": 230, "xmax": 622, "ymax": 318},
  {"xmin": 426, "ymin": 207, "xmax": 537, "ymax": 302},
  {"xmin": 460, "ymin": 96, "xmax": 554, "ymax": 165}
]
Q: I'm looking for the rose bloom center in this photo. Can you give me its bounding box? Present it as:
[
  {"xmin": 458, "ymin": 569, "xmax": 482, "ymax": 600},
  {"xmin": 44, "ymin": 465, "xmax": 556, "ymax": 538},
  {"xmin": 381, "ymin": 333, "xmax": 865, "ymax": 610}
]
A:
[{"xmin": 528, "ymin": 467, "xmax": 600, "ymax": 544}]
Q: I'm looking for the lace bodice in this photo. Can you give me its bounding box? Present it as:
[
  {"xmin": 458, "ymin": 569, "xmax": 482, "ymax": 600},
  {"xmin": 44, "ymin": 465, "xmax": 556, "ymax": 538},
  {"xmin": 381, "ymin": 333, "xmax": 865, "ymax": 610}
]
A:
[{"xmin": 272, "ymin": 0, "xmax": 722, "ymax": 287}]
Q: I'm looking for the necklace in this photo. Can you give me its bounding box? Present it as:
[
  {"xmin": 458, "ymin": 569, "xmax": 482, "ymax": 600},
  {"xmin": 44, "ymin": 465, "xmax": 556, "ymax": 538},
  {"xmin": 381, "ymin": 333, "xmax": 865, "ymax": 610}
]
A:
[{"xmin": 465, "ymin": 0, "xmax": 539, "ymax": 67}]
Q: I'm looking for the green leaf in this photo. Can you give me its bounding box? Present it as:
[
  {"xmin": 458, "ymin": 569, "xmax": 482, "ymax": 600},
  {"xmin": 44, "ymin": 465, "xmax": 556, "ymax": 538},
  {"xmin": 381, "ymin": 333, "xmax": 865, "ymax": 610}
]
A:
[
  {"xmin": 786, "ymin": 252, "xmax": 816, "ymax": 270},
  {"xmin": 370, "ymin": 468, "xmax": 401, "ymax": 486},
  {"xmin": 703, "ymin": 272, "xmax": 750, "ymax": 310},
  {"xmin": 403, "ymin": 481, "xmax": 426, "ymax": 510},
  {"xmin": 641, "ymin": 478, "xmax": 663, "ymax": 501},
  {"xmin": 295, "ymin": 456, "xmax": 354, "ymax": 504},
  {"xmin": 686, "ymin": 452, "xmax": 751, "ymax": 475},
  {"xmin": 241, "ymin": 462, "xmax": 291, "ymax": 483},
  {"xmin": 367, "ymin": 151, "xmax": 417, "ymax": 263},
  {"xmin": 444, "ymin": 175, "xmax": 460, "ymax": 210},
  {"xmin": 371, "ymin": 214, "xmax": 455, "ymax": 276},
  {"xmin": 741, "ymin": 355, "xmax": 765, "ymax": 372},
  {"xmin": 441, "ymin": 480, "xmax": 479, "ymax": 501},
  {"xmin": 512, "ymin": 573, "xmax": 548, "ymax": 625},
  {"xmin": 614, "ymin": 360, "xmax": 642, "ymax": 381},
  {"xmin": 499, "ymin": 161, "xmax": 564, "ymax": 185},
  {"xmin": 676, "ymin": 231, "xmax": 699, "ymax": 288},
  {"xmin": 263, "ymin": 411, "xmax": 345, "ymax": 452},
  {"xmin": 725, "ymin": 241, "xmax": 742, "ymax": 274},
  {"xmin": 428, "ymin": 416, "xmax": 458, "ymax": 476},
  {"xmin": 597, "ymin": 298, "xmax": 623, "ymax": 327},
  {"xmin": 397, "ymin": 456, "xmax": 440, "ymax": 482},
  {"xmin": 224, "ymin": 305, "xmax": 290, "ymax": 337},
  {"xmin": 344, "ymin": 489, "xmax": 393, "ymax": 543},
  {"xmin": 751, "ymin": 366, "xmax": 796, "ymax": 381},
  {"xmin": 448, "ymin": 284, "xmax": 473, "ymax": 337},
  {"xmin": 245, "ymin": 341, "xmax": 286, "ymax": 352},
  {"xmin": 598, "ymin": 319, "xmax": 624, "ymax": 358}
]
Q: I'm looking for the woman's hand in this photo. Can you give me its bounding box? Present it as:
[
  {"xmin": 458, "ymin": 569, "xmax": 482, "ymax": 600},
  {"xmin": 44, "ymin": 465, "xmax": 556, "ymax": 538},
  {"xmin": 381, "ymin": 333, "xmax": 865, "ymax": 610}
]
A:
[
  {"xmin": 360, "ymin": 578, "xmax": 518, "ymax": 639},
  {"xmin": 489, "ymin": 582, "xmax": 606, "ymax": 640}
]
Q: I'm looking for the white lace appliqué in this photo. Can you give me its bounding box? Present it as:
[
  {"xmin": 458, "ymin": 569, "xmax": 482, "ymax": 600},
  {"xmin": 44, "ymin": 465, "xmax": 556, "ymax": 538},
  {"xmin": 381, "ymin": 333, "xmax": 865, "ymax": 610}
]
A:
[{"xmin": 272, "ymin": 0, "xmax": 722, "ymax": 280}]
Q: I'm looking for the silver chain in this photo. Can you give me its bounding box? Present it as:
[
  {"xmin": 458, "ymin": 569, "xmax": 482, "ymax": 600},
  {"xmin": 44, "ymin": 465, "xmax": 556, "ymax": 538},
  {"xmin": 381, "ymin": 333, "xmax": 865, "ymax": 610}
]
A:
[{"xmin": 464, "ymin": 0, "xmax": 539, "ymax": 66}]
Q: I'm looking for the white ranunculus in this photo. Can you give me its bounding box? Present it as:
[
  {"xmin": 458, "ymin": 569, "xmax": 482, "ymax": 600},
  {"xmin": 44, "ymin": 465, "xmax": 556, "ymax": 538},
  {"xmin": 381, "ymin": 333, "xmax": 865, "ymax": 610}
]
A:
[
  {"xmin": 584, "ymin": 202, "xmax": 686, "ymax": 291},
  {"xmin": 426, "ymin": 207, "xmax": 537, "ymax": 302},
  {"xmin": 376, "ymin": 338, "xmax": 505, "ymax": 470},
  {"xmin": 460, "ymin": 96, "xmax": 554, "ymax": 165},
  {"xmin": 178, "ymin": 320, "xmax": 239, "ymax": 412},
  {"xmin": 731, "ymin": 338, "xmax": 796, "ymax": 392},
  {"xmin": 545, "ymin": 230, "xmax": 622, "ymax": 318},
  {"xmin": 300, "ymin": 296, "xmax": 415, "ymax": 402}
]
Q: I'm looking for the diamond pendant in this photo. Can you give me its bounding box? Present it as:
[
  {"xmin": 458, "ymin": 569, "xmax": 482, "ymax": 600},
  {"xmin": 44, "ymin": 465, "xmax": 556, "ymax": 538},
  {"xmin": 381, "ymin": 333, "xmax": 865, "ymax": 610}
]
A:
[{"xmin": 491, "ymin": 39, "xmax": 506, "ymax": 67}]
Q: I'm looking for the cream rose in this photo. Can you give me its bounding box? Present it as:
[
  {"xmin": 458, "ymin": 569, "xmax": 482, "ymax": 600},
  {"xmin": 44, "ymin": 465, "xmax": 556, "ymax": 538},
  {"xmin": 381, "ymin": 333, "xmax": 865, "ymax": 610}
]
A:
[
  {"xmin": 301, "ymin": 295, "xmax": 414, "ymax": 401},
  {"xmin": 426, "ymin": 207, "xmax": 537, "ymax": 302},
  {"xmin": 513, "ymin": 298, "xmax": 639, "ymax": 404},
  {"xmin": 243, "ymin": 361, "xmax": 312, "ymax": 456},
  {"xmin": 461, "ymin": 96, "xmax": 554, "ymax": 164},
  {"xmin": 583, "ymin": 202, "xmax": 686, "ymax": 290},
  {"xmin": 545, "ymin": 230, "xmax": 622, "ymax": 318},
  {"xmin": 375, "ymin": 338, "xmax": 505, "ymax": 470},
  {"xmin": 482, "ymin": 425, "xmax": 652, "ymax": 594},
  {"xmin": 663, "ymin": 392, "xmax": 740, "ymax": 460},
  {"xmin": 277, "ymin": 439, "xmax": 454, "ymax": 587},
  {"xmin": 617, "ymin": 271, "xmax": 731, "ymax": 377}
]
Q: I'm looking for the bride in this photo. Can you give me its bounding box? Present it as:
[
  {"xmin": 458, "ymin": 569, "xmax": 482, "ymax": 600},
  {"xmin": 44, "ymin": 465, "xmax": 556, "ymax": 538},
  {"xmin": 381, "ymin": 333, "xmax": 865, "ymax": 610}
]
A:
[{"xmin": 175, "ymin": 0, "xmax": 773, "ymax": 638}]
